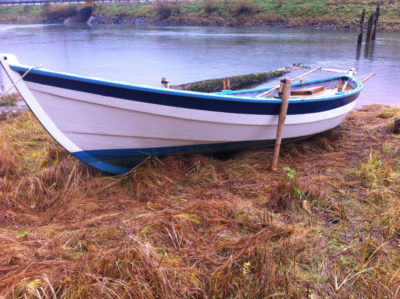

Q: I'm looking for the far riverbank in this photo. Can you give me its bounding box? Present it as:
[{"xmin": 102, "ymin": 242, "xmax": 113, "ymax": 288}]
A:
[{"xmin": 0, "ymin": 1, "xmax": 400, "ymax": 32}]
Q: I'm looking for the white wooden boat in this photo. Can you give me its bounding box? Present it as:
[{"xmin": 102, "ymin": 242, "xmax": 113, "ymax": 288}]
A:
[{"xmin": 0, "ymin": 54, "xmax": 363, "ymax": 174}]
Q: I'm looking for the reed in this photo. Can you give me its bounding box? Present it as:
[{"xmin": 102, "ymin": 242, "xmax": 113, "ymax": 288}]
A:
[{"xmin": 0, "ymin": 105, "xmax": 399, "ymax": 297}]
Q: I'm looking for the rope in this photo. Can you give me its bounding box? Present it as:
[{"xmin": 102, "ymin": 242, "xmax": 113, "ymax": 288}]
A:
[{"xmin": 0, "ymin": 65, "xmax": 42, "ymax": 99}]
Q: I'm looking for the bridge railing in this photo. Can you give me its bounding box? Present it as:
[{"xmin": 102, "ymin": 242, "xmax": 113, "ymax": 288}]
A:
[{"xmin": 0, "ymin": 0, "xmax": 184, "ymax": 5}]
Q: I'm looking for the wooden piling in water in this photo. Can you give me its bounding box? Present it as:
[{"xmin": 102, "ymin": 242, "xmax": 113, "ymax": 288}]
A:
[
  {"xmin": 366, "ymin": 12, "xmax": 375, "ymax": 43},
  {"xmin": 372, "ymin": 5, "xmax": 380, "ymax": 41},
  {"xmin": 357, "ymin": 9, "xmax": 365, "ymax": 45},
  {"xmin": 270, "ymin": 77, "xmax": 292, "ymax": 172}
]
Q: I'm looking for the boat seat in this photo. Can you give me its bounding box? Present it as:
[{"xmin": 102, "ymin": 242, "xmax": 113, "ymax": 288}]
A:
[{"xmin": 291, "ymin": 86, "xmax": 325, "ymax": 96}]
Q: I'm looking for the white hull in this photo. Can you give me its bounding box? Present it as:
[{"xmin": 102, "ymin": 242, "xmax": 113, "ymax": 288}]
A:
[
  {"xmin": 27, "ymin": 82, "xmax": 355, "ymax": 152},
  {"xmin": 0, "ymin": 54, "xmax": 362, "ymax": 174}
]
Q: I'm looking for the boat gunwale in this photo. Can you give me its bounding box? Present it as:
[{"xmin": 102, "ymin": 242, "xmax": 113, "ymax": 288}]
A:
[{"xmin": 9, "ymin": 64, "xmax": 363, "ymax": 104}]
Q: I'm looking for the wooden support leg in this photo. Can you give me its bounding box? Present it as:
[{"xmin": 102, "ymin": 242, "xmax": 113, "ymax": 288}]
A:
[{"xmin": 270, "ymin": 78, "xmax": 292, "ymax": 172}]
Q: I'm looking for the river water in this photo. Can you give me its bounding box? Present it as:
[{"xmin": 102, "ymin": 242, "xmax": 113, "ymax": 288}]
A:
[{"xmin": 1, "ymin": 24, "xmax": 400, "ymax": 106}]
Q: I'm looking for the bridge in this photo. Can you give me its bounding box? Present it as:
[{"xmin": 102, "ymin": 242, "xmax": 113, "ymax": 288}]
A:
[{"xmin": 0, "ymin": 0, "xmax": 175, "ymax": 5}]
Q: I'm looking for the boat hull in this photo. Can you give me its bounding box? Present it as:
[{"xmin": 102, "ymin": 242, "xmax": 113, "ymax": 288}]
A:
[{"xmin": 0, "ymin": 54, "xmax": 362, "ymax": 174}]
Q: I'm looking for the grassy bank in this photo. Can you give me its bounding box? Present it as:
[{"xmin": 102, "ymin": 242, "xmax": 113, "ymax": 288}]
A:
[
  {"xmin": 0, "ymin": 0, "xmax": 400, "ymax": 31},
  {"xmin": 0, "ymin": 105, "xmax": 399, "ymax": 297},
  {"xmin": 0, "ymin": 4, "xmax": 78, "ymax": 24},
  {"xmin": 0, "ymin": 94, "xmax": 17, "ymax": 107}
]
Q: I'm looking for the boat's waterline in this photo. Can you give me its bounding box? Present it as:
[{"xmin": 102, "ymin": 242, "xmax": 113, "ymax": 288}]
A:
[{"xmin": 72, "ymin": 136, "xmax": 315, "ymax": 174}]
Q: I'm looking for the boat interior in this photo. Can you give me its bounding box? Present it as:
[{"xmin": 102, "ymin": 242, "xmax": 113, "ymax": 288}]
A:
[{"xmin": 214, "ymin": 76, "xmax": 359, "ymax": 100}]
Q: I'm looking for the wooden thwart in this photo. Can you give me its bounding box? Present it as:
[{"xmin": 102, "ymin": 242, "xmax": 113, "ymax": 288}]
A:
[{"xmin": 291, "ymin": 85, "xmax": 324, "ymax": 96}]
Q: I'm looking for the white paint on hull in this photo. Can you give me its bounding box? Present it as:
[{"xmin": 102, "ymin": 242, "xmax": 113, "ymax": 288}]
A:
[
  {"xmin": 0, "ymin": 54, "xmax": 81, "ymax": 153},
  {"xmin": 26, "ymin": 81, "xmax": 356, "ymax": 151},
  {"xmin": 27, "ymin": 82, "xmax": 354, "ymax": 125}
]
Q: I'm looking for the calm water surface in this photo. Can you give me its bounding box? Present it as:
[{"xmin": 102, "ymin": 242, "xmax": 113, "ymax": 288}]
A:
[{"xmin": 1, "ymin": 24, "xmax": 400, "ymax": 106}]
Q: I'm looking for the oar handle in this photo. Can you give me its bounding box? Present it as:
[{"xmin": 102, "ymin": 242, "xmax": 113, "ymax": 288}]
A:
[
  {"xmin": 321, "ymin": 68, "xmax": 348, "ymax": 74},
  {"xmin": 361, "ymin": 73, "xmax": 375, "ymax": 83},
  {"xmin": 292, "ymin": 67, "xmax": 322, "ymax": 81},
  {"xmin": 256, "ymin": 67, "xmax": 321, "ymax": 98}
]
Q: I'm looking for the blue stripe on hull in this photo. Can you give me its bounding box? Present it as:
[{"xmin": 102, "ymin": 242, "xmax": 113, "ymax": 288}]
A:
[
  {"xmin": 11, "ymin": 65, "xmax": 361, "ymax": 115},
  {"xmin": 73, "ymin": 137, "xmax": 311, "ymax": 174}
]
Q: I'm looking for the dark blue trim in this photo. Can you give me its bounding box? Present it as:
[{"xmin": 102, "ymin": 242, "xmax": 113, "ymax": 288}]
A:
[
  {"xmin": 73, "ymin": 137, "xmax": 310, "ymax": 175},
  {"xmin": 10, "ymin": 64, "xmax": 362, "ymax": 115}
]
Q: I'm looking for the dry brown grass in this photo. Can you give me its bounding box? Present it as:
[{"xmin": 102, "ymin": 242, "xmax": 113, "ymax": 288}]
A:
[{"xmin": 0, "ymin": 105, "xmax": 399, "ymax": 298}]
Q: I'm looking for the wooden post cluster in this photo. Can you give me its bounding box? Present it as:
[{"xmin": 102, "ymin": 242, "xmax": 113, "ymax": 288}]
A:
[
  {"xmin": 365, "ymin": 5, "xmax": 380, "ymax": 43},
  {"xmin": 270, "ymin": 77, "xmax": 292, "ymax": 172}
]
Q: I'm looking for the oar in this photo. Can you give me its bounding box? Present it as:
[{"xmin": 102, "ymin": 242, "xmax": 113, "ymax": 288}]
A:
[
  {"xmin": 256, "ymin": 67, "xmax": 321, "ymax": 98},
  {"xmin": 361, "ymin": 73, "xmax": 375, "ymax": 83},
  {"xmin": 320, "ymin": 68, "xmax": 348, "ymax": 74}
]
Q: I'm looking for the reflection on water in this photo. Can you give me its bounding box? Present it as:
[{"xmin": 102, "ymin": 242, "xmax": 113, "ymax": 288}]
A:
[
  {"xmin": 1, "ymin": 24, "xmax": 400, "ymax": 106},
  {"xmin": 356, "ymin": 43, "xmax": 362, "ymax": 60},
  {"xmin": 363, "ymin": 41, "xmax": 376, "ymax": 60}
]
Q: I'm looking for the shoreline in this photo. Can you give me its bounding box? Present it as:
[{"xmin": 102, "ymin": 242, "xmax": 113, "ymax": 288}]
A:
[
  {"xmin": 1, "ymin": 14, "xmax": 397, "ymax": 33},
  {"xmin": 89, "ymin": 15, "xmax": 347, "ymax": 32},
  {"xmin": 0, "ymin": 1, "xmax": 400, "ymax": 32},
  {"xmin": 2, "ymin": 15, "xmax": 397, "ymax": 33}
]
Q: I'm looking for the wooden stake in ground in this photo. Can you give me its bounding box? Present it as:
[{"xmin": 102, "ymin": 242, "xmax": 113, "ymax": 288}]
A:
[{"xmin": 270, "ymin": 77, "xmax": 292, "ymax": 172}]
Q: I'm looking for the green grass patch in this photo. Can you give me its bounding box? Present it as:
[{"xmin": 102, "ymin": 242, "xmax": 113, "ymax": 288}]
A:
[{"xmin": 0, "ymin": 94, "xmax": 17, "ymax": 107}]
